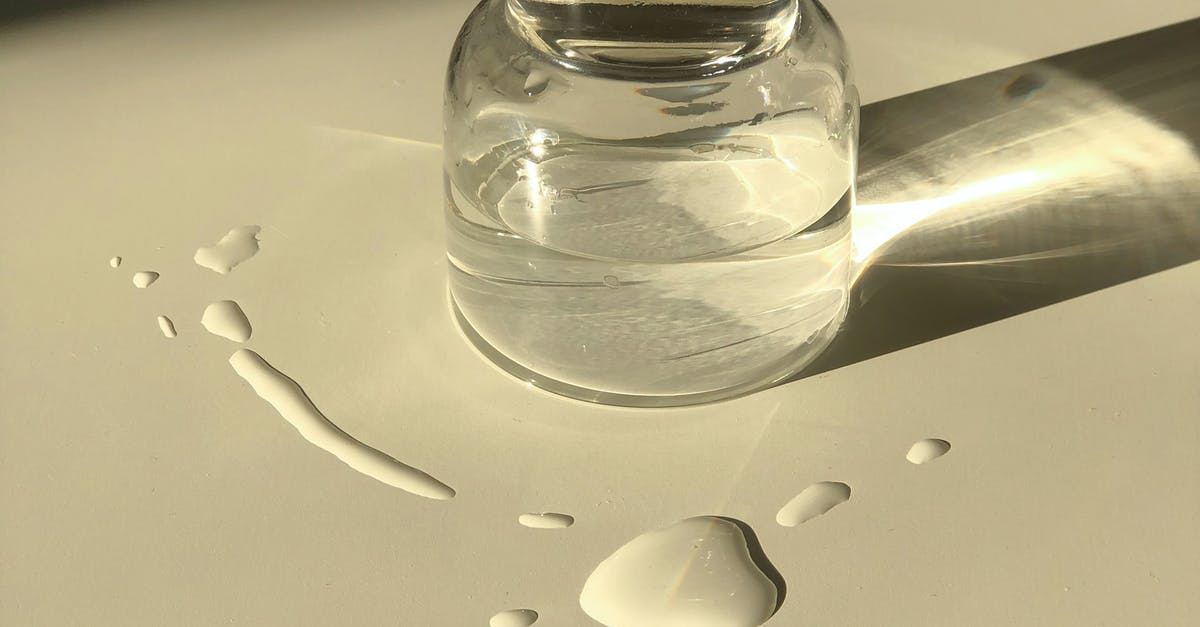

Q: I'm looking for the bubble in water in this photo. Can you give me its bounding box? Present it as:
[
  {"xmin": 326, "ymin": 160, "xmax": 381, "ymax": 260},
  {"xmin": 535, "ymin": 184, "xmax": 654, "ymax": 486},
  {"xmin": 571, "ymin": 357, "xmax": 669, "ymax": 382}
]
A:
[
  {"xmin": 579, "ymin": 516, "xmax": 780, "ymax": 627},
  {"xmin": 523, "ymin": 70, "xmax": 550, "ymax": 96},
  {"xmin": 490, "ymin": 609, "xmax": 538, "ymax": 627},
  {"xmin": 602, "ymin": 275, "xmax": 620, "ymax": 289},
  {"xmin": 156, "ymin": 315, "xmax": 177, "ymax": 338},
  {"xmin": 201, "ymin": 300, "xmax": 252, "ymax": 343},
  {"xmin": 776, "ymin": 481, "xmax": 851, "ymax": 527},
  {"xmin": 906, "ymin": 438, "xmax": 951, "ymax": 464},
  {"xmin": 194, "ymin": 225, "xmax": 261, "ymax": 274},
  {"xmin": 228, "ymin": 349, "xmax": 455, "ymax": 500},
  {"xmin": 109, "ymin": 256, "xmax": 122, "ymax": 268},
  {"xmin": 518, "ymin": 513, "xmax": 575, "ymax": 529},
  {"xmin": 132, "ymin": 271, "xmax": 160, "ymax": 289}
]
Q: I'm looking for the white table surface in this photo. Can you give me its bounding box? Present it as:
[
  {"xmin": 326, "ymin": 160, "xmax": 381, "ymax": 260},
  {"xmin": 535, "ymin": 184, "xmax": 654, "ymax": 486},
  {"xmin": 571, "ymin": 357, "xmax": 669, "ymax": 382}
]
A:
[{"xmin": 2, "ymin": 1, "xmax": 1198, "ymax": 624}]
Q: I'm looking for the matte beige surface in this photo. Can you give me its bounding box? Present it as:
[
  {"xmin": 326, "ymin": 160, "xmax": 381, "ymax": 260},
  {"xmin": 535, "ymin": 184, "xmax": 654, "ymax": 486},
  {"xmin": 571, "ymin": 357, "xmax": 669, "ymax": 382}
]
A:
[{"xmin": 2, "ymin": 1, "xmax": 1198, "ymax": 625}]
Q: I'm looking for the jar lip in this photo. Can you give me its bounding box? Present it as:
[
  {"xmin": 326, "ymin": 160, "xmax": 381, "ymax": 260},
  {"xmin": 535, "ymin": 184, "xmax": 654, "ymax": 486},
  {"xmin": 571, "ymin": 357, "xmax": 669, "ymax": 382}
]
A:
[
  {"xmin": 504, "ymin": 0, "xmax": 802, "ymax": 82},
  {"xmin": 516, "ymin": 0, "xmax": 785, "ymax": 5}
]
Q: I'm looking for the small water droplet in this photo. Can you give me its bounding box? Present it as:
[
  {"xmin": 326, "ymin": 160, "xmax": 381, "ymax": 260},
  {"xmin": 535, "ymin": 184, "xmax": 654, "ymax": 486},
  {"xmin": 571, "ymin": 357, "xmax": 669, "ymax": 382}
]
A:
[
  {"xmin": 518, "ymin": 513, "xmax": 574, "ymax": 529},
  {"xmin": 156, "ymin": 315, "xmax": 177, "ymax": 338},
  {"xmin": 785, "ymin": 57, "xmax": 799, "ymax": 67},
  {"xmin": 132, "ymin": 271, "xmax": 160, "ymax": 289},
  {"xmin": 580, "ymin": 516, "xmax": 780, "ymax": 627},
  {"xmin": 201, "ymin": 300, "xmax": 252, "ymax": 343},
  {"xmin": 109, "ymin": 256, "xmax": 122, "ymax": 268},
  {"xmin": 194, "ymin": 225, "xmax": 261, "ymax": 274},
  {"xmin": 490, "ymin": 609, "xmax": 539, "ymax": 627},
  {"xmin": 603, "ymin": 275, "xmax": 620, "ymax": 288},
  {"xmin": 228, "ymin": 349, "xmax": 455, "ymax": 500},
  {"xmin": 776, "ymin": 481, "xmax": 851, "ymax": 527},
  {"xmin": 523, "ymin": 69, "xmax": 550, "ymax": 96},
  {"xmin": 906, "ymin": 438, "xmax": 951, "ymax": 464}
]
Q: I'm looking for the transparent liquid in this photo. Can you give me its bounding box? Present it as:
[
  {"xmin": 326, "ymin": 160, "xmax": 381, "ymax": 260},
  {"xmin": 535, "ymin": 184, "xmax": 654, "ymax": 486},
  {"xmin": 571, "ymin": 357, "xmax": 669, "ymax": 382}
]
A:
[
  {"xmin": 445, "ymin": 0, "xmax": 855, "ymax": 406},
  {"xmin": 578, "ymin": 516, "xmax": 781, "ymax": 627}
]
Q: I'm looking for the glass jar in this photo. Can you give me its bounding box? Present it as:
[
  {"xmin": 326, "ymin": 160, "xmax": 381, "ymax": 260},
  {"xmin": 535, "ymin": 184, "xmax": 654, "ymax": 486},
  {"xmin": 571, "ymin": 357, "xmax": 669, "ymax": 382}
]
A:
[{"xmin": 444, "ymin": 0, "xmax": 857, "ymax": 407}]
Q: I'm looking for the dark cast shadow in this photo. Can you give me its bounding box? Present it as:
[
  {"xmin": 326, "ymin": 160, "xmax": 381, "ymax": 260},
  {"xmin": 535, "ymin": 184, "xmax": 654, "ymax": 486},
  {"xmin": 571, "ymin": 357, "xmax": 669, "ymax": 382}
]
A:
[{"xmin": 794, "ymin": 18, "xmax": 1200, "ymax": 380}]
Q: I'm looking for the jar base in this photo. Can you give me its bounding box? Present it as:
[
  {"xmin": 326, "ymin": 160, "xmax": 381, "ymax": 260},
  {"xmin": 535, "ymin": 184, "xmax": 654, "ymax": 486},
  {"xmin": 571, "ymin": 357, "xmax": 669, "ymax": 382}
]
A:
[{"xmin": 450, "ymin": 294, "xmax": 842, "ymax": 408}]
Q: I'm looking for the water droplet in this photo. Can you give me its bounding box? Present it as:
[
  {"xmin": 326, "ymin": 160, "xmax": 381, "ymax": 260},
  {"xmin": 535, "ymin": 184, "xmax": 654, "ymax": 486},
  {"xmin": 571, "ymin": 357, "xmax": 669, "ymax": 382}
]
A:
[
  {"xmin": 906, "ymin": 438, "xmax": 951, "ymax": 464},
  {"xmin": 132, "ymin": 271, "xmax": 160, "ymax": 288},
  {"xmin": 523, "ymin": 70, "xmax": 550, "ymax": 96},
  {"xmin": 194, "ymin": 225, "xmax": 261, "ymax": 274},
  {"xmin": 518, "ymin": 513, "xmax": 574, "ymax": 529},
  {"xmin": 603, "ymin": 275, "xmax": 620, "ymax": 289},
  {"xmin": 156, "ymin": 315, "xmax": 177, "ymax": 338},
  {"xmin": 785, "ymin": 57, "xmax": 799, "ymax": 67},
  {"xmin": 580, "ymin": 516, "xmax": 780, "ymax": 627},
  {"xmin": 776, "ymin": 481, "xmax": 851, "ymax": 527},
  {"xmin": 491, "ymin": 609, "xmax": 539, "ymax": 627},
  {"xmin": 228, "ymin": 349, "xmax": 455, "ymax": 500},
  {"xmin": 688, "ymin": 142, "xmax": 717, "ymax": 154},
  {"xmin": 109, "ymin": 256, "xmax": 122, "ymax": 268},
  {"xmin": 201, "ymin": 300, "xmax": 252, "ymax": 343}
]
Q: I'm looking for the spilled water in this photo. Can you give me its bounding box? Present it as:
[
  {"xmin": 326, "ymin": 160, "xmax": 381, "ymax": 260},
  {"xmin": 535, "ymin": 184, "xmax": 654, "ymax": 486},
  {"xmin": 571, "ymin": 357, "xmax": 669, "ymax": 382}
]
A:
[
  {"xmin": 579, "ymin": 516, "xmax": 780, "ymax": 627},
  {"xmin": 490, "ymin": 608, "xmax": 539, "ymax": 627},
  {"xmin": 108, "ymin": 218, "xmax": 964, "ymax": 623},
  {"xmin": 228, "ymin": 349, "xmax": 455, "ymax": 500},
  {"xmin": 132, "ymin": 271, "xmax": 160, "ymax": 288},
  {"xmin": 518, "ymin": 513, "xmax": 575, "ymax": 529},
  {"xmin": 906, "ymin": 439, "xmax": 952, "ymax": 464},
  {"xmin": 194, "ymin": 225, "xmax": 262, "ymax": 274},
  {"xmin": 157, "ymin": 315, "xmax": 177, "ymax": 338},
  {"xmin": 776, "ymin": 481, "xmax": 851, "ymax": 527},
  {"xmin": 201, "ymin": 300, "xmax": 252, "ymax": 343}
]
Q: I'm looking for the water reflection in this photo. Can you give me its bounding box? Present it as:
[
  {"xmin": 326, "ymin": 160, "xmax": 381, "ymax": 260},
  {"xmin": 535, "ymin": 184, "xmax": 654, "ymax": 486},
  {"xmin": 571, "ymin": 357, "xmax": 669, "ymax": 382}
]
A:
[{"xmin": 799, "ymin": 18, "xmax": 1200, "ymax": 378}]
